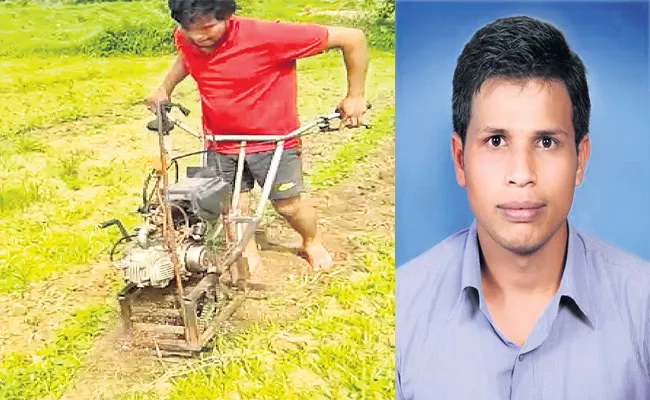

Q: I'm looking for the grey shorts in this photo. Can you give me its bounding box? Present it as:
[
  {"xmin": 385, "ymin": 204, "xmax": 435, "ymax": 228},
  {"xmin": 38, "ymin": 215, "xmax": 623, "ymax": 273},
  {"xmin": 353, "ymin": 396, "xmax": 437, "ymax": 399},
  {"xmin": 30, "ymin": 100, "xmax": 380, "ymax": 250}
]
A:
[{"xmin": 206, "ymin": 147, "xmax": 305, "ymax": 201}]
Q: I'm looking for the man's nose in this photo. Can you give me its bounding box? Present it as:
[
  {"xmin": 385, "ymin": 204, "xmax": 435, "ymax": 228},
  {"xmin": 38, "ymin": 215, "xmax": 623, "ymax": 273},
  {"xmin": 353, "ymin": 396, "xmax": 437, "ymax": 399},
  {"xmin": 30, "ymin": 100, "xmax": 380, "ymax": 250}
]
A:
[
  {"xmin": 504, "ymin": 146, "xmax": 537, "ymax": 187},
  {"xmin": 191, "ymin": 31, "xmax": 207, "ymax": 41}
]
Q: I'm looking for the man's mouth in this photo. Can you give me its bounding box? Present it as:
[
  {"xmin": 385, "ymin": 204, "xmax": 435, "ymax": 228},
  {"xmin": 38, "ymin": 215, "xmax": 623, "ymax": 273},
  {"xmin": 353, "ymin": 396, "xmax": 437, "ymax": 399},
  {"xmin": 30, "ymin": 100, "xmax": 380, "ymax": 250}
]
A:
[
  {"xmin": 496, "ymin": 201, "xmax": 546, "ymax": 222},
  {"xmin": 194, "ymin": 39, "xmax": 214, "ymax": 47}
]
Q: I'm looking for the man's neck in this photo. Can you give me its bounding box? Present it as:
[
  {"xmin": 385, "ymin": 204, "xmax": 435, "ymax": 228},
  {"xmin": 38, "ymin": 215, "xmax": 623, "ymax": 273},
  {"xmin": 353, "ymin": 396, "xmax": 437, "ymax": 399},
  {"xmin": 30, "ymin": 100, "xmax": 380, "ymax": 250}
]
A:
[{"xmin": 478, "ymin": 221, "xmax": 568, "ymax": 299}]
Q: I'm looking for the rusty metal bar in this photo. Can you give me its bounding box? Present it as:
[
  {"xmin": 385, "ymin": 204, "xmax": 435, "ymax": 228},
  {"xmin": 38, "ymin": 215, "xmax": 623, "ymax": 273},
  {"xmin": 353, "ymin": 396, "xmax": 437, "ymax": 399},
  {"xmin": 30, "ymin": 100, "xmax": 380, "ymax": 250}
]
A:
[
  {"xmin": 117, "ymin": 283, "xmax": 139, "ymax": 331},
  {"xmin": 183, "ymin": 300, "xmax": 200, "ymax": 347},
  {"xmin": 185, "ymin": 274, "xmax": 217, "ymax": 303},
  {"xmin": 199, "ymin": 294, "xmax": 245, "ymax": 346},
  {"xmin": 145, "ymin": 338, "xmax": 203, "ymax": 353},
  {"xmin": 130, "ymin": 307, "xmax": 182, "ymax": 319}
]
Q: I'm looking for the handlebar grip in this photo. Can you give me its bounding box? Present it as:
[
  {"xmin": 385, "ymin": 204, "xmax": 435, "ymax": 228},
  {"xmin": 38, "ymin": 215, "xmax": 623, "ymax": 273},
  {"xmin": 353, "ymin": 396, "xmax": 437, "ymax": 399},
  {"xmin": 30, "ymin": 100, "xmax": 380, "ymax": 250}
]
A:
[
  {"xmin": 151, "ymin": 101, "xmax": 191, "ymax": 116},
  {"xmin": 332, "ymin": 103, "xmax": 373, "ymax": 129}
]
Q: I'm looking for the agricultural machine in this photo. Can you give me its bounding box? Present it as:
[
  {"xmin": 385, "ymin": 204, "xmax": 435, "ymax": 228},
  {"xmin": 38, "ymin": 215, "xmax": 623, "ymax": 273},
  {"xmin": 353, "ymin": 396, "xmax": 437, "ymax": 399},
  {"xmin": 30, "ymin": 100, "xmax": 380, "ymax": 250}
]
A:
[{"xmin": 100, "ymin": 101, "xmax": 347, "ymax": 356}]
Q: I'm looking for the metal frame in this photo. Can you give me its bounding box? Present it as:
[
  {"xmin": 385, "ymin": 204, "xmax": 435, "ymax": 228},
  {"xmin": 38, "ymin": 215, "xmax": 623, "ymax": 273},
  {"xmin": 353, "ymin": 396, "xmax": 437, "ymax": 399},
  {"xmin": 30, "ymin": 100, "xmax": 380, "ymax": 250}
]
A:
[{"xmin": 115, "ymin": 106, "xmax": 342, "ymax": 356}]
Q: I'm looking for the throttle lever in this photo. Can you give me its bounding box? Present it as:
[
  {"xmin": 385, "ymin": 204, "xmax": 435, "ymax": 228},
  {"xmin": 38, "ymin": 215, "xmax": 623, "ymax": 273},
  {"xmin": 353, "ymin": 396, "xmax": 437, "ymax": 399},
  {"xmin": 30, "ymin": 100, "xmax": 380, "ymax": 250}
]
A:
[{"xmin": 99, "ymin": 219, "xmax": 131, "ymax": 241}]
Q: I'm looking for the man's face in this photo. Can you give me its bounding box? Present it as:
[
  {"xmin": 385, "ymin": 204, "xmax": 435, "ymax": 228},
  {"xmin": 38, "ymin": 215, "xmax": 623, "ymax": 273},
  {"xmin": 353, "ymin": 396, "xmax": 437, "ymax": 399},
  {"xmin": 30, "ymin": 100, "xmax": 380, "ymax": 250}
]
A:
[
  {"xmin": 452, "ymin": 78, "xmax": 590, "ymax": 255},
  {"xmin": 182, "ymin": 14, "xmax": 228, "ymax": 50}
]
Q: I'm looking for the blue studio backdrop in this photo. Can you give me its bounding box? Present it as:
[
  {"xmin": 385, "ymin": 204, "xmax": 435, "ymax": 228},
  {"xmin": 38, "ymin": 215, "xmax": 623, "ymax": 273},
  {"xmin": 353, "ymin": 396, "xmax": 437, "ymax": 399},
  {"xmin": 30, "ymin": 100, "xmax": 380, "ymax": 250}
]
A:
[{"xmin": 395, "ymin": 1, "xmax": 650, "ymax": 266}]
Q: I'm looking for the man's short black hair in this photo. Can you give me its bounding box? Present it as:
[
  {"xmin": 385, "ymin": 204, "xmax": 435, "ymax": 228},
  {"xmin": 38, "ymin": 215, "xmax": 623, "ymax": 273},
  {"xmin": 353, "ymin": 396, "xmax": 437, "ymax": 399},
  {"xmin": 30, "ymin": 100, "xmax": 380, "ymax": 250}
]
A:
[
  {"xmin": 452, "ymin": 15, "xmax": 590, "ymax": 149},
  {"xmin": 168, "ymin": 0, "xmax": 237, "ymax": 27}
]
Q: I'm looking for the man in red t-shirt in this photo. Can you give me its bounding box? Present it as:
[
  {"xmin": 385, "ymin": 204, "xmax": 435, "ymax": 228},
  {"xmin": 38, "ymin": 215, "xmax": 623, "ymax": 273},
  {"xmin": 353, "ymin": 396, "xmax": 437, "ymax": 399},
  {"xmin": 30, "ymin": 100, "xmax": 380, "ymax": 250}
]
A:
[{"xmin": 145, "ymin": 0, "xmax": 369, "ymax": 272}]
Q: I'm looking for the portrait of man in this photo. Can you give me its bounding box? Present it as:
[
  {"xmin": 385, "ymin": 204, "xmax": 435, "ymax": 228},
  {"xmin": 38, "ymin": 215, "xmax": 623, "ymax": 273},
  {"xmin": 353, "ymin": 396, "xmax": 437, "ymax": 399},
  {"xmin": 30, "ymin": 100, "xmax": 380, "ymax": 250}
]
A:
[{"xmin": 395, "ymin": 8, "xmax": 650, "ymax": 400}]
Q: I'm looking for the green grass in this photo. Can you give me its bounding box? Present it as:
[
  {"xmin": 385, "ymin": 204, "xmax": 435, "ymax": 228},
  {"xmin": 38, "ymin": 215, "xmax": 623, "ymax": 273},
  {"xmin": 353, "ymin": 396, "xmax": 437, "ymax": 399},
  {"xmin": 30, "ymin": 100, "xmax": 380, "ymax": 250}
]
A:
[
  {"xmin": 0, "ymin": 0, "xmax": 171, "ymax": 56},
  {"xmin": 0, "ymin": 56, "xmax": 173, "ymax": 138},
  {"xmin": 0, "ymin": 176, "xmax": 49, "ymax": 214},
  {"xmin": 0, "ymin": 140, "xmax": 150, "ymax": 292},
  {"xmin": 0, "ymin": 304, "xmax": 116, "ymax": 399},
  {"xmin": 239, "ymin": 0, "xmax": 357, "ymax": 20}
]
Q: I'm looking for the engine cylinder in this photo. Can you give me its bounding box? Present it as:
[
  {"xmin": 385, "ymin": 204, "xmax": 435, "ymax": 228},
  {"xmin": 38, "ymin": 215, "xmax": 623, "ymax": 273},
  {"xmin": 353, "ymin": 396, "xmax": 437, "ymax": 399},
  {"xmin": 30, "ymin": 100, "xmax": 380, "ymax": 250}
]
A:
[
  {"xmin": 184, "ymin": 243, "xmax": 207, "ymax": 273},
  {"xmin": 119, "ymin": 246, "xmax": 175, "ymax": 288}
]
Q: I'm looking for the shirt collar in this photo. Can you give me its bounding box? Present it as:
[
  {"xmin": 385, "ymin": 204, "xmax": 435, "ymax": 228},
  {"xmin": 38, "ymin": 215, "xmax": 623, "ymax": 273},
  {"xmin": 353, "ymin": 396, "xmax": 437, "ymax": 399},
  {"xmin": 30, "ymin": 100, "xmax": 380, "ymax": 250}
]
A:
[
  {"xmin": 458, "ymin": 220, "xmax": 483, "ymax": 301},
  {"xmin": 450, "ymin": 219, "xmax": 597, "ymax": 329},
  {"xmin": 557, "ymin": 220, "xmax": 597, "ymax": 329}
]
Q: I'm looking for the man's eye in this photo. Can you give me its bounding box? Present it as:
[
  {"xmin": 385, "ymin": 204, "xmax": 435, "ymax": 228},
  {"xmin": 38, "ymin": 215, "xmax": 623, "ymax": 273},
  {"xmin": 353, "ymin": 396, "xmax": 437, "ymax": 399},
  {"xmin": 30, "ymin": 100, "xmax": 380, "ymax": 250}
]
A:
[
  {"xmin": 540, "ymin": 137, "xmax": 555, "ymax": 149},
  {"xmin": 489, "ymin": 136, "xmax": 503, "ymax": 147}
]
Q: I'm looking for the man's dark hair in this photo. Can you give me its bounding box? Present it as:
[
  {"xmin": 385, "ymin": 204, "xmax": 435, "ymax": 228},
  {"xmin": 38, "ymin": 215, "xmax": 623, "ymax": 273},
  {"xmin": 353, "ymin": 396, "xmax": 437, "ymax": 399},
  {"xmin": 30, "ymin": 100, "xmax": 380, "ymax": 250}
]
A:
[
  {"xmin": 168, "ymin": 0, "xmax": 237, "ymax": 27},
  {"xmin": 452, "ymin": 16, "xmax": 590, "ymax": 149}
]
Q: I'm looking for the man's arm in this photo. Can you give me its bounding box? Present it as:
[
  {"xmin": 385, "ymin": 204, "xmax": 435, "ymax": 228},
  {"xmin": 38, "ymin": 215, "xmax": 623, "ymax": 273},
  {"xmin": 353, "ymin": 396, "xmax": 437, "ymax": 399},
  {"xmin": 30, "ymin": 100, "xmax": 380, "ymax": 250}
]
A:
[
  {"xmin": 324, "ymin": 26, "xmax": 368, "ymax": 99},
  {"xmin": 145, "ymin": 54, "xmax": 190, "ymax": 110},
  {"xmin": 260, "ymin": 20, "xmax": 369, "ymax": 126},
  {"xmin": 324, "ymin": 26, "xmax": 369, "ymax": 127}
]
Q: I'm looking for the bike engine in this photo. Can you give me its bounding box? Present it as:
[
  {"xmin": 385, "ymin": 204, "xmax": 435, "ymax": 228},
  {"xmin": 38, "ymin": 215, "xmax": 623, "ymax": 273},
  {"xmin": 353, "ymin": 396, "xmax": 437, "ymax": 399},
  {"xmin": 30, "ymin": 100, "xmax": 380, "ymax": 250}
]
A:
[{"xmin": 114, "ymin": 173, "xmax": 232, "ymax": 289}]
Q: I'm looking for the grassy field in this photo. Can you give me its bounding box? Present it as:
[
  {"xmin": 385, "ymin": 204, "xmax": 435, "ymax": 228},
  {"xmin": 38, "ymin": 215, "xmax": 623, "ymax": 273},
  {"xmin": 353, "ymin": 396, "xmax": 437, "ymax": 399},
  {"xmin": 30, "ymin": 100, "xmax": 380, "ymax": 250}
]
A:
[{"xmin": 0, "ymin": 0, "xmax": 395, "ymax": 398}]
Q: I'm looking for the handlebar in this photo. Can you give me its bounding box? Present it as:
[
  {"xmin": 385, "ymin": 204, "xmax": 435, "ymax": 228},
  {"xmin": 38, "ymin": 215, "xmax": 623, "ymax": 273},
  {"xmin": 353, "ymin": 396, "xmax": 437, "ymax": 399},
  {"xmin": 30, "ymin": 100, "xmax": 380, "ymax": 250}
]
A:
[
  {"xmin": 146, "ymin": 102, "xmax": 371, "ymax": 143},
  {"xmin": 201, "ymin": 112, "xmax": 342, "ymax": 143}
]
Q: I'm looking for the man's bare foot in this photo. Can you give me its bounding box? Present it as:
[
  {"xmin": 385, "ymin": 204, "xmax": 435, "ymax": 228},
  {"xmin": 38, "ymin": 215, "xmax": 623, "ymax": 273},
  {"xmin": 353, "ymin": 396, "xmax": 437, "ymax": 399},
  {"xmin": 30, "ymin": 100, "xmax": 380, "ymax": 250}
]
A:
[{"xmin": 300, "ymin": 242, "xmax": 333, "ymax": 272}]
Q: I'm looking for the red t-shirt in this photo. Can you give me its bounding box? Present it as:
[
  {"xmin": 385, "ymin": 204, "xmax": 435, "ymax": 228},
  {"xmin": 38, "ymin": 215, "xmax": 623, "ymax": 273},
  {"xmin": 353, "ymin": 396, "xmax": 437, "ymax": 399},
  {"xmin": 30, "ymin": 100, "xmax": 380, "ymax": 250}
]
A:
[{"xmin": 173, "ymin": 16, "xmax": 329, "ymax": 154}]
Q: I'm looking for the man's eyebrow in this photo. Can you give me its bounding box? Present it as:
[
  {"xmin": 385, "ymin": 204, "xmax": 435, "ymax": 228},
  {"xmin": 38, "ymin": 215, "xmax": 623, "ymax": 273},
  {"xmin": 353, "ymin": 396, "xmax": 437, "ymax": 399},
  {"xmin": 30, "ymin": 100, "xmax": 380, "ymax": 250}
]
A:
[
  {"xmin": 479, "ymin": 126, "xmax": 507, "ymax": 135},
  {"xmin": 534, "ymin": 129, "xmax": 568, "ymax": 137},
  {"xmin": 478, "ymin": 127, "xmax": 569, "ymax": 136}
]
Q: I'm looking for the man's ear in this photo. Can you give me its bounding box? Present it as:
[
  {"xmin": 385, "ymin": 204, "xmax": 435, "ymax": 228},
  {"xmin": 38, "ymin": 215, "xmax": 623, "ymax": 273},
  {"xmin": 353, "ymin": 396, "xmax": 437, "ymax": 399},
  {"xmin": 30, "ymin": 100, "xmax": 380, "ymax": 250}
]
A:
[
  {"xmin": 575, "ymin": 133, "xmax": 591, "ymax": 187},
  {"xmin": 451, "ymin": 132, "xmax": 466, "ymax": 187}
]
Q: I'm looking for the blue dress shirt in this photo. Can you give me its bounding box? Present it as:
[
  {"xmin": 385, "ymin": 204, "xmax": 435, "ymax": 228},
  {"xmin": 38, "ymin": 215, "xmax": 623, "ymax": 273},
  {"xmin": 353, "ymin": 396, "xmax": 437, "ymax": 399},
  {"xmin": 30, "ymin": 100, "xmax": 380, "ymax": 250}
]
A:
[{"xmin": 396, "ymin": 220, "xmax": 650, "ymax": 400}]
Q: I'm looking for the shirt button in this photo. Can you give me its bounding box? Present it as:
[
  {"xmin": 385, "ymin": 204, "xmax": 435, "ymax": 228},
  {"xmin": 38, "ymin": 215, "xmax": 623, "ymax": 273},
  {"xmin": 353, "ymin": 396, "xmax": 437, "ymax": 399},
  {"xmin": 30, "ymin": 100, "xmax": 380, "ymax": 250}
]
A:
[{"xmin": 518, "ymin": 354, "xmax": 525, "ymax": 361}]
